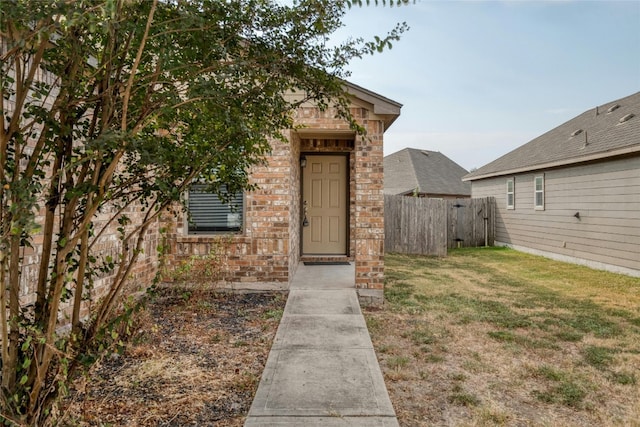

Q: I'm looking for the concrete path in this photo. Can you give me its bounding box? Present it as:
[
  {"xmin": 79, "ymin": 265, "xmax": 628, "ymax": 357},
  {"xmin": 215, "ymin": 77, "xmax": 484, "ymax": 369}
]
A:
[{"xmin": 245, "ymin": 263, "xmax": 399, "ymax": 426}]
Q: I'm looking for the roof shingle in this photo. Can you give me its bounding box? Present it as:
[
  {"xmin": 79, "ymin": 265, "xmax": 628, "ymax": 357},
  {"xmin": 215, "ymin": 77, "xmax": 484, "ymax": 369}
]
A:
[
  {"xmin": 464, "ymin": 91, "xmax": 640, "ymax": 181},
  {"xmin": 384, "ymin": 148, "xmax": 470, "ymax": 196}
]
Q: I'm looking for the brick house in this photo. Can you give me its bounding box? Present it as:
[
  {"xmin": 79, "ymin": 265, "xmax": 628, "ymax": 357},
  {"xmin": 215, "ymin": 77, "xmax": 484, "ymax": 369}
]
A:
[
  {"xmin": 8, "ymin": 72, "xmax": 399, "ymax": 318},
  {"xmin": 163, "ymin": 81, "xmax": 402, "ymax": 303}
]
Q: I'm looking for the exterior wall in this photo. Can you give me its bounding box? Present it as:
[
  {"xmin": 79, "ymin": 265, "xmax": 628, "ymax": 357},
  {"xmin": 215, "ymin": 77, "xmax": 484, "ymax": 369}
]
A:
[
  {"xmin": 471, "ymin": 155, "xmax": 640, "ymax": 276},
  {"xmin": 288, "ymin": 131, "xmax": 302, "ymax": 279},
  {"xmin": 9, "ymin": 106, "xmax": 387, "ymax": 311},
  {"xmin": 353, "ymin": 118, "xmax": 385, "ymax": 291},
  {"xmin": 12, "ymin": 186, "xmax": 160, "ymax": 320},
  {"xmin": 165, "ymin": 104, "xmax": 387, "ymax": 292},
  {"xmin": 297, "ymin": 105, "xmax": 386, "ymax": 292},
  {"xmin": 164, "ymin": 136, "xmax": 294, "ymax": 286},
  {"xmin": 5, "ymin": 45, "xmax": 391, "ymax": 309}
]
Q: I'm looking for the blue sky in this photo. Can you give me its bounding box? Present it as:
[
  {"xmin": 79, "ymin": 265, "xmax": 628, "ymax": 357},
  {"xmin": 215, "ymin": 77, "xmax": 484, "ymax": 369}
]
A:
[{"xmin": 334, "ymin": 0, "xmax": 640, "ymax": 171}]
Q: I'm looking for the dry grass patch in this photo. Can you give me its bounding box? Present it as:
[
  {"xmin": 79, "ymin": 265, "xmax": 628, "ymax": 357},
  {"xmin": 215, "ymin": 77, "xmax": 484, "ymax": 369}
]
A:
[
  {"xmin": 61, "ymin": 288, "xmax": 286, "ymax": 426},
  {"xmin": 368, "ymin": 248, "xmax": 640, "ymax": 426}
]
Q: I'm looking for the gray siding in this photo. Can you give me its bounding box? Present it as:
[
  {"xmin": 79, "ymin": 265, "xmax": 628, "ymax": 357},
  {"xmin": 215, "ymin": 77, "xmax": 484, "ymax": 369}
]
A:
[{"xmin": 470, "ymin": 156, "xmax": 640, "ymax": 274}]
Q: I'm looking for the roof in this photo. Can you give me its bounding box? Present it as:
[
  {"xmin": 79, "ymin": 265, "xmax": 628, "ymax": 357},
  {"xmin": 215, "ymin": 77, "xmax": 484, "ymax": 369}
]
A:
[
  {"xmin": 288, "ymin": 79, "xmax": 402, "ymax": 134},
  {"xmin": 344, "ymin": 80, "xmax": 403, "ymax": 130},
  {"xmin": 464, "ymin": 91, "xmax": 640, "ymax": 181},
  {"xmin": 384, "ymin": 148, "xmax": 471, "ymax": 196}
]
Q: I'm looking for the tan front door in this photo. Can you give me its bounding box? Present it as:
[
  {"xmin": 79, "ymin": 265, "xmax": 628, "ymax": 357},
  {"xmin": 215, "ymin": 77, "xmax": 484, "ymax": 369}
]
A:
[{"xmin": 302, "ymin": 155, "xmax": 347, "ymax": 255}]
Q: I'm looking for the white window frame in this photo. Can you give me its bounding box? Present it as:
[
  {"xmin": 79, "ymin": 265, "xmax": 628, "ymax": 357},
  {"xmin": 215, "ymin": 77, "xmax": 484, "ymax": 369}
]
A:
[
  {"xmin": 506, "ymin": 178, "xmax": 515, "ymax": 210},
  {"xmin": 185, "ymin": 184, "xmax": 244, "ymax": 235},
  {"xmin": 534, "ymin": 175, "xmax": 545, "ymax": 210}
]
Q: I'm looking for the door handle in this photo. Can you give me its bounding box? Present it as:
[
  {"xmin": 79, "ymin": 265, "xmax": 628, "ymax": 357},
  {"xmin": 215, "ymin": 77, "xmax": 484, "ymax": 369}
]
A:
[{"xmin": 303, "ymin": 200, "xmax": 309, "ymax": 227}]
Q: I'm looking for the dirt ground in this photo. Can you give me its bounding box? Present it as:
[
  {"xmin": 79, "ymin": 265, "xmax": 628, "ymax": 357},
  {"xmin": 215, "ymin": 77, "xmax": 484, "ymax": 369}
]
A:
[{"xmin": 62, "ymin": 288, "xmax": 286, "ymax": 426}]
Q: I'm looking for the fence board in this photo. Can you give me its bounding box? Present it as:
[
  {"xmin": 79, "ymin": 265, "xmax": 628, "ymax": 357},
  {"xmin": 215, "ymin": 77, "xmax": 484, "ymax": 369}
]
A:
[{"xmin": 384, "ymin": 195, "xmax": 495, "ymax": 256}]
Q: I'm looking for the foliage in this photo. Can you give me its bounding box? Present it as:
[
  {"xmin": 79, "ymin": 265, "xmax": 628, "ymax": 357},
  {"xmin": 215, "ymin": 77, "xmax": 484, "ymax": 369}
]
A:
[
  {"xmin": 0, "ymin": 0, "xmax": 409, "ymax": 423},
  {"xmin": 166, "ymin": 236, "xmax": 232, "ymax": 284}
]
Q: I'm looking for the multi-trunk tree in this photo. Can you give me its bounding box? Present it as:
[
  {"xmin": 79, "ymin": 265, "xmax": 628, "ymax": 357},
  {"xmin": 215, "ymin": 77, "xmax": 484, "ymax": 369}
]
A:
[{"xmin": 0, "ymin": 0, "xmax": 408, "ymax": 423}]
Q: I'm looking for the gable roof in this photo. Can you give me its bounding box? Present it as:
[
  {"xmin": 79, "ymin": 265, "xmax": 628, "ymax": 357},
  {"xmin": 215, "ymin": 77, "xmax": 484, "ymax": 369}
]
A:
[
  {"xmin": 464, "ymin": 91, "xmax": 640, "ymax": 181},
  {"xmin": 384, "ymin": 148, "xmax": 471, "ymax": 196},
  {"xmin": 344, "ymin": 80, "xmax": 403, "ymax": 130},
  {"xmin": 289, "ymin": 80, "xmax": 402, "ymax": 137}
]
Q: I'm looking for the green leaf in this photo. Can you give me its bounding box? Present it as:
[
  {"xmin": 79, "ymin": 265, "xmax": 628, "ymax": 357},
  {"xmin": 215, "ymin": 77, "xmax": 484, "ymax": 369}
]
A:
[{"xmin": 21, "ymin": 336, "xmax": 32, "ymax": 352}]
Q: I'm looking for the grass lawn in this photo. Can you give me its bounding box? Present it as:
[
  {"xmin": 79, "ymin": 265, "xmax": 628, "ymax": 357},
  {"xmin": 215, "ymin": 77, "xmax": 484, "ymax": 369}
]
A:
[{"xmin": 366, "ymin": 247, "xmax": 640, "ymax": 426}]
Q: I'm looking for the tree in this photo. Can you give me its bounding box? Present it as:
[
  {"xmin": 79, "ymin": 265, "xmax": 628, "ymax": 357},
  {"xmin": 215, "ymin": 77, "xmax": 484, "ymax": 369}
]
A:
[{"xmin": 0, "ymin": 0, "xmax": 408, "ymax": 424}]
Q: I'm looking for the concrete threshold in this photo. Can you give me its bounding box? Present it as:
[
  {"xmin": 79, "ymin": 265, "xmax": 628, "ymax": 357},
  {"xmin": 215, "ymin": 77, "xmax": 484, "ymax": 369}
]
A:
[{"xmin": 244, "ymin": 263, "xmax": 398, "ymax": 426}]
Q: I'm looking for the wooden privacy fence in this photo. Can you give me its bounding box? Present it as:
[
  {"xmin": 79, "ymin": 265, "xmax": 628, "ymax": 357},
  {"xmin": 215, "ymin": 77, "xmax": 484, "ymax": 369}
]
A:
[{"xmin": 384, "ymin": 195, "xmax": 495, "ymax": 256}]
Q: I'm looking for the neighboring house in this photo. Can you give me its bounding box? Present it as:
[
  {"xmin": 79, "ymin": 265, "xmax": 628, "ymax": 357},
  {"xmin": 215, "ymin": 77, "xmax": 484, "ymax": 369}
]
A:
[
  {"xmin": 384, "ymin": 148, "xmax": 470, "ymax": 198},
  {"xmin": 464, "ymin": 92, "xmax": 640, "ymax": 277},
  {"xmin": 163, "ymin": 81, "xmax": 402, "ymax": 302}
]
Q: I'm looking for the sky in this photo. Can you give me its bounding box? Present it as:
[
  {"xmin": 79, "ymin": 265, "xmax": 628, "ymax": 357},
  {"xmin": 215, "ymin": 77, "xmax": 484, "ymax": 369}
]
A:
[{"xmin": 333, "ymin": 0, "xmax": 640, "ymax": 171}]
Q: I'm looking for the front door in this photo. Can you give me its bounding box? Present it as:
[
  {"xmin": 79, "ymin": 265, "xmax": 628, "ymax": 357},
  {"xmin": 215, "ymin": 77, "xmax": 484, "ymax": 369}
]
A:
[{"xmin": 302, "ymin": 155, "xmax": 347, "ymax": 255}]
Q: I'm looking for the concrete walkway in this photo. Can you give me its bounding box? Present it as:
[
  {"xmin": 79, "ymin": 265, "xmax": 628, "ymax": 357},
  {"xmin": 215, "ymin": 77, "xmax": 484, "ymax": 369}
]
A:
[{"xmin": 245, "ymin": 263, "xmax": 399, "ymax": 426}]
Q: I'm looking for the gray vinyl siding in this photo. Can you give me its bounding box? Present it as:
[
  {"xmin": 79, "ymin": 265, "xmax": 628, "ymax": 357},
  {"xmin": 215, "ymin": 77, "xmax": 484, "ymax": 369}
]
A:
[{"xmin": 470, "ymin": 156, "xmax": 640, "ymax": 272}]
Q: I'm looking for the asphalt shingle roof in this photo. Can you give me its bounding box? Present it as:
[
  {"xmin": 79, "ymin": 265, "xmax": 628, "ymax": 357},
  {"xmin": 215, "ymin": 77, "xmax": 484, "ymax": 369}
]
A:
[
  {"xmin": 464, "ymin": 91, "xmax": 640, "ymax": 181},
  {"xmin": 384, "ymin": 148, "xmax": 471, "ymax": 196}
]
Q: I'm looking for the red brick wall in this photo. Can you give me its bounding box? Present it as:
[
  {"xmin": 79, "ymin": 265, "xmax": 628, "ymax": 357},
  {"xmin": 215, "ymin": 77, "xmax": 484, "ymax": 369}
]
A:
[
  {"xmin": 163, "ymin": 104, "xmax": 386, "ymax": 294},
  {"xmin": 10, "ymin": 103, "xmax": 387, "ymax": 317},
  {"xmin": 6, "ymin": 59, "xmax": 388, "ymax": 313},
  {"xmin": 354, "ymin": 115, "xmax": 385, "ymax": 290},
  {"xmin": 163, "ymin": 136, "xmax": 294, "ymax": 285}
]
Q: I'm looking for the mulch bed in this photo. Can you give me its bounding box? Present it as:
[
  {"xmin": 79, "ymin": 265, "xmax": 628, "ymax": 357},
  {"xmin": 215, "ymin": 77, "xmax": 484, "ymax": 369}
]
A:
[{"xmin": 61, "ymin": 288, "xmax": 287, "ymax": 426}]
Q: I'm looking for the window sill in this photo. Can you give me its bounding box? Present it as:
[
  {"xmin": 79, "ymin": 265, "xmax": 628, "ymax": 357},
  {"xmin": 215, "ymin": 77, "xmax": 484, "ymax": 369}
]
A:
[{"xmin": 177, "ymin": 232, "xmax": 243, "ymax": 242}]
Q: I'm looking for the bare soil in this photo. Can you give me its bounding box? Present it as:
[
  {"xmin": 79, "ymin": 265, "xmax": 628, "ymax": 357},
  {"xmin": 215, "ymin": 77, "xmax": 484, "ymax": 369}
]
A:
[{"xmin": 61, "ymin": 288, "xmax": 286, "ymax": 426}]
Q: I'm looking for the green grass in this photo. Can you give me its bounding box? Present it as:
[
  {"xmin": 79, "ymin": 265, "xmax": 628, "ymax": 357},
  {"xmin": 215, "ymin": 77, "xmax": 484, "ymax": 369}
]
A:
[
  {"xmin": 384, "ymin": 281, "xmax": 415, "ymax": 305},
  {"xmin": 554, "ymin": 330, "xmax": 584, "ymax": 342},
  {"xmin": 609, "ymin": 371, "xmax": 637, "ymax": 385},
  {"xmin": 387, "ymin": 356, "xmax": 410, "ymax": 370},
  {"xmin": 529, "ymin": 365, "xmax": 588, "ymax": 407},
  {"xmin": 405, "ymin": 326, "xmax": 437, "ymax": 346},
  {"xmin": 533, "ymin": 381, "xmax": 587, "ymax": 408},
  {"xmin": 263, "ymin": 308, "xmax": 284, "ymax": 321},
  {"xmin": 534, "ymin": 365, "xmax": 567, "ymax": 382},
  {"xmin": 449, "ymin": 384, "xmax": 481, "ymax": 406},
  {"xmin": 583, "ymin": 346, "xmax": 615, "ymax": 369},
  {"xmin": 487, "ymin": 330, "xmax": 557, "ymax": 349}
]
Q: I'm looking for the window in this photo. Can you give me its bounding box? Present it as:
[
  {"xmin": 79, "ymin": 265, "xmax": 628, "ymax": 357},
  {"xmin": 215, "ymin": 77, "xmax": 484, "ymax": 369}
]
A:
[
  {"xmin": 506, "ymin": 178, "xmax": 515, "ymax": 209},
  {"xmin": 187, "ymin": 184, "xmax": 244, "ymax": 234},
  {"xmin": 534, "ymin": 175, "xmax": 544, "ymax": 210}
]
